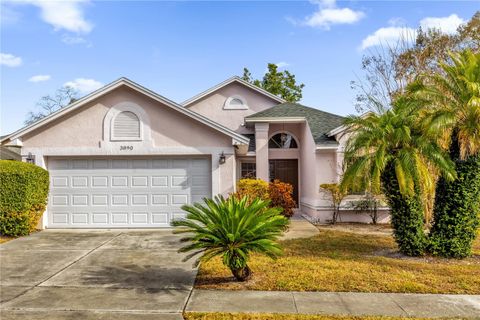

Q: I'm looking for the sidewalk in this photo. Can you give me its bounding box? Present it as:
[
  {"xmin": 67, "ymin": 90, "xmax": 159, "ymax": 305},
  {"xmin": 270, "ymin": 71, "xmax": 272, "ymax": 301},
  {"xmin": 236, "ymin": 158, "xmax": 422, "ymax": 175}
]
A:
[{"xmin": 186, "ymin": 289, "xmax": 480, "ymax": 318}]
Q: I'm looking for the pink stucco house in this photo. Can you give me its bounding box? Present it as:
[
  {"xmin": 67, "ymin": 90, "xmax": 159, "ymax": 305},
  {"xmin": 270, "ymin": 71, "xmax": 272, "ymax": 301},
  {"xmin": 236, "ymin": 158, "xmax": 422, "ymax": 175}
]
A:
[{"xmin": 1, "ymin": 77, "xmax": 388, "ymax": 228}]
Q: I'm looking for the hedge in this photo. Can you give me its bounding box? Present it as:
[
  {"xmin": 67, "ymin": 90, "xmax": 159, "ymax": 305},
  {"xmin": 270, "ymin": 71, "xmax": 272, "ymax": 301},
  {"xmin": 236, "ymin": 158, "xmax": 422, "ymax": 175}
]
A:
[
  {"xmin": 429, "ymin": 153, "xmax": 480, "ymax": 258},
  {"xmin": 0, "ymin": 160, "xmax": 49, "ymax": 236},
  {"xmin": 381, "ymin": 162, "xmax": 428, "ymax": 256}
]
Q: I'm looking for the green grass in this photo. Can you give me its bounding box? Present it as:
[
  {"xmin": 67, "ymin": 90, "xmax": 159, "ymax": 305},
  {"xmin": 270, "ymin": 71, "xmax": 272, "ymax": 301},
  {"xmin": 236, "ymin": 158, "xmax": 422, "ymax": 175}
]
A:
[
  {"xmin": 195, "ymin": 229, "xmax": 480, "ymax": 294},
  {"xmin": 184, "ymin": 313, "xmax": 446, "ymax": 320}
]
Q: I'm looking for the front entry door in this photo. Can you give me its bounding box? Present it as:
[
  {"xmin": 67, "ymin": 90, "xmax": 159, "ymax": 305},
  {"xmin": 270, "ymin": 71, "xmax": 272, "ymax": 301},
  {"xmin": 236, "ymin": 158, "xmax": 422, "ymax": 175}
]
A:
[{"xmin": 269, "ymin": 159, "xmax": 299, "ymax": 205}]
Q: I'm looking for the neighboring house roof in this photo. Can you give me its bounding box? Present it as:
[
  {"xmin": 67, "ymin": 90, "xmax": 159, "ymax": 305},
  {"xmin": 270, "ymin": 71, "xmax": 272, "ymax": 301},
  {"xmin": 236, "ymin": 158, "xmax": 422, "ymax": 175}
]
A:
[
  {"xmin": 0, "ymin": 146, "xmax": 21, "ymax": 161},
  {"xmin": 245, "ymin": 102, "xmax": 345, "ymax": 145},
  {"xmin": 182, "ymin": 76, "xmax": 286, "ymax": 107},
  {"xmin": 1, "ymin": 77, "xmax": 249, "ymax": 146}
]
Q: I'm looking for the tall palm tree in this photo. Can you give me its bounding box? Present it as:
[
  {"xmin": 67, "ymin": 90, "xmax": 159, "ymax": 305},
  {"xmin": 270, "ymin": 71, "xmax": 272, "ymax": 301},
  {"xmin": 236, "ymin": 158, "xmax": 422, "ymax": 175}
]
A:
[
  {"xmin": 171, "ymin": 196, "xmax": 288, "ymax": 281},
  {"xmin": 341, "ymin": 97, "xmax": 455, "ymax": 256},
  {"xmin": 411, "ymin": 49, "xmax": 480, "ymax": 258}
]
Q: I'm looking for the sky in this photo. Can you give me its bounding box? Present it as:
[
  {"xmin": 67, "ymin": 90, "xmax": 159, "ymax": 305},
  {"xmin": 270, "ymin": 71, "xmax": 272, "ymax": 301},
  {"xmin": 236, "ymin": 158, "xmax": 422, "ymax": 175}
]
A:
[{"xmin": 1, "ymin": 0, "xmax": 478, "ymax": 135}]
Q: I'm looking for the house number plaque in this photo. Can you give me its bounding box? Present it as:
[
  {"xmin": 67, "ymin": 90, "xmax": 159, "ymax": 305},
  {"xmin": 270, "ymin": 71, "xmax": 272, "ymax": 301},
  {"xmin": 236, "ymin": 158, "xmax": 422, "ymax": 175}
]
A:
[{"xmin": 120, "ymin": 145, "xmax": 133, "ymax": 151}]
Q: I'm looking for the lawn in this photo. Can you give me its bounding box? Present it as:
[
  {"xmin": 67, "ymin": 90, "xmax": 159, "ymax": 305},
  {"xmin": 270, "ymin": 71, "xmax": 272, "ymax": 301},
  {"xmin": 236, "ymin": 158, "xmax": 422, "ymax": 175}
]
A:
[
  {"xmin": 195, "ymin": 228, "xmax": 480, "ymax": 294},
  {"xmin": 184, "ymin": 313, "xmax": 440, "ymax": 320},
  {"xmin": 0, "ymin": 236, "xmax": 14, "ymax": 244}
]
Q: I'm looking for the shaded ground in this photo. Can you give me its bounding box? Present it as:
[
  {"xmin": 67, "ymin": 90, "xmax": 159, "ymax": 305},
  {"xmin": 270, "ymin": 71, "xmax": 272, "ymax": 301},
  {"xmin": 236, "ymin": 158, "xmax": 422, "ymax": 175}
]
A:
[
  {"xmin": 316, "ymin": 223, "xmax": 393, "ymax": 236},
  {"xmin": 0, "ymin": 230, "xmax": 195, "ymax": 319},
  {"xmin": 195, "ymin": 228, "xmax": 480, "ymax": 293}
]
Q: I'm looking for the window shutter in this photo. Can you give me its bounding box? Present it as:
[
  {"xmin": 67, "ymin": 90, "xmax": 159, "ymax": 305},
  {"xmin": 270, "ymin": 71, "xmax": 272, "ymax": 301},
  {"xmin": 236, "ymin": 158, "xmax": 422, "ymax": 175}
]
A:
[{"xmin": 113, "ymin": 111, "xmax": 140, "ymax": 139}]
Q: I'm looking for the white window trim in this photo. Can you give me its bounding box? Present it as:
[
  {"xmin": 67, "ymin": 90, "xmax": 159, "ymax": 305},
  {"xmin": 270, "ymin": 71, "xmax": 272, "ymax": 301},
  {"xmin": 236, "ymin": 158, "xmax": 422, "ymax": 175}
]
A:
[
  {"xmin": 223, "ymin": 95, "xmax": 249, "ymax": 110},
  {"xmin": 103, "ymin": 101, "xmax": 152, "ymax": 142},
  {"xmin": 268, "ymin": 131, "xmax": 299, "ymax": 149}
]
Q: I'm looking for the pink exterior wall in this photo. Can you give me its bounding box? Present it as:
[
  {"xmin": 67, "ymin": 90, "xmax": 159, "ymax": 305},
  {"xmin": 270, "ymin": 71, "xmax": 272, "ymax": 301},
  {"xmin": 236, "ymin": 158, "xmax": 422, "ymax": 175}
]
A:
[
  {"xmin": 186, "ymin": 82, "xmax": 279, "ymax": 134},
  {"xmin": 298, "ymin": 122, "xmax": 318, "ymax": 213},
  {"xmin": 22, "ymin": 86, "xmax": 232, "ymax": 149}
]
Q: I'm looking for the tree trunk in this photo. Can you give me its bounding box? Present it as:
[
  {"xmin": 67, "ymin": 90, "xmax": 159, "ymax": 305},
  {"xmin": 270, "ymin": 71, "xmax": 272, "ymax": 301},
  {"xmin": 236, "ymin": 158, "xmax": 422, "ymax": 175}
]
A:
[{"xmin": 231, "ymin": 265, "xmax": 252, "ymax": 282}]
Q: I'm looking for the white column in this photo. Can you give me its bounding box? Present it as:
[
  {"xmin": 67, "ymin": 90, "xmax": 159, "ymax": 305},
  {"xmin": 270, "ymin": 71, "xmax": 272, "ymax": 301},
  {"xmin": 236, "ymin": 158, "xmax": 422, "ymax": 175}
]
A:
[{"xmin": 255, "ymin": 123, "xmax": 269, "ymax": 181}]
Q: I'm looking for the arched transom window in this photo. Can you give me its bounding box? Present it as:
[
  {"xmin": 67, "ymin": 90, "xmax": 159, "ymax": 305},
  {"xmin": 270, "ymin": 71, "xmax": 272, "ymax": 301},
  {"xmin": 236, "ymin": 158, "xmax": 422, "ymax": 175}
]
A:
[
  {"xmin": 112, "ymin": 111, "xmax": 141, "ymax": 140},
  {"xmin": 224, "ymin": 95, "xmax": 248, "ymax": 110},
  {"xmin": 269, "ymin": 133, "xmax": 298, "ymax": 149}
]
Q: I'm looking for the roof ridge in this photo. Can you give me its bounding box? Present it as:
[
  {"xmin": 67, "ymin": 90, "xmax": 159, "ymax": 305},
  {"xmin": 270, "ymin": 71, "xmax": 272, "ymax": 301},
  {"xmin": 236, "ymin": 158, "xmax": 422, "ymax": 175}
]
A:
[
  {"xmin": 283, "ymin": 102, "xmax": 346, "ymax": 119},
  {"xmin": 181, "ymin": 76, "xmax": 285, "ymax": 106}
]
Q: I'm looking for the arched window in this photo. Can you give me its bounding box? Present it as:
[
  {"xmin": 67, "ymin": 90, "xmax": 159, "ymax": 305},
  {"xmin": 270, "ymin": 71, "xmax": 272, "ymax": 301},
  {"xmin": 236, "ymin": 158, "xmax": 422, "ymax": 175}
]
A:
[
  {"xmin": 112, "ymin": 111, "xmax": 141, "ymax": 140},
  {"xmin": 269, "ymin": 133, "xmax": 298, "ymax": 149},
  {"xmin": 224, "ymin": 95, "xmax": 248, "ymax": 110}
]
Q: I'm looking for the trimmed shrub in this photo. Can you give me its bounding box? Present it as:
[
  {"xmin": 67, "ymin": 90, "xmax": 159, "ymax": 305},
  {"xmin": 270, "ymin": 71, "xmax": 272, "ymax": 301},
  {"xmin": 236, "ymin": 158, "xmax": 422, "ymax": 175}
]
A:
[
  {"xmin": 429, "ymin": 153, "xmax": 480, "ymax": 258},
  {"xmin": 269, "ymin": 180, "xmax": 296, "ymax": 218},
  {"xmin": 0, "ymin": 160, "xmax": 49, "ymax": 236},
  {"xmin": 233, "ymin": 178, "xmax": 270, "ymax": 203},
  {"xmin": 381, "ymin": 163, "xmax": 428, "ymax": 256},
  {"xmin": 232, "ymin": 178, "xmax": 296, "ymax": 218}
]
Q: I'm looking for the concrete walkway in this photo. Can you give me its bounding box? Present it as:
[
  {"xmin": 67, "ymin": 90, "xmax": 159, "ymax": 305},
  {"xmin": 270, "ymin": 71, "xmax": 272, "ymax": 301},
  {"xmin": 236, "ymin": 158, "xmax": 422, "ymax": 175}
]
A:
[
  {"xmin": 186, "ymin": 289, "xmax": 480, "ymax": 318},
  {"xmin": 281, "ymin": 214, "xmax": 319, "ymax": 240}
]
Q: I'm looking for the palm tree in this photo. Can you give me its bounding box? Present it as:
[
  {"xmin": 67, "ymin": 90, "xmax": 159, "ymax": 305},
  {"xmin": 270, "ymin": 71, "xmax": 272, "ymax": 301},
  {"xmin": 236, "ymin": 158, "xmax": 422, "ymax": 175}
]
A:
[
  {"xmin": 341, "ymin": 96, "xmax": 455, "ymax": 256},
  {"xmin": 411, "ymin": 49, "xmax": 480, "ymax": 258},
  {"xmin": 171, "ymin": 196, "xmax": 288, "ymax": 281}
]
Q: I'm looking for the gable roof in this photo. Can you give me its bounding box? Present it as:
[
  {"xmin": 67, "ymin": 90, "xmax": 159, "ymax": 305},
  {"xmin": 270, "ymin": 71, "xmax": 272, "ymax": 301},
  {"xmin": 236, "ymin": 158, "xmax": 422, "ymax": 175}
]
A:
[
  {"xmin": 1, "ymin": 77, "xmax": 249, "ymax": 145},
  {"xmin": 245, "ymin": 102, "xmax": 345, "ymax": 145},
  {"xmin": 182, "ymin": 76, "xmax": 286, "ymax": 107}
]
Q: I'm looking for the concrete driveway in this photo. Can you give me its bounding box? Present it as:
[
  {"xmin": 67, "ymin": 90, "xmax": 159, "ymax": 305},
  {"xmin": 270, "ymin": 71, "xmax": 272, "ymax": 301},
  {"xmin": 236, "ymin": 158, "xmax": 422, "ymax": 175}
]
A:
[{"xmin": 0, "ymin": 230, "xmax": 195, "ymax": 319}]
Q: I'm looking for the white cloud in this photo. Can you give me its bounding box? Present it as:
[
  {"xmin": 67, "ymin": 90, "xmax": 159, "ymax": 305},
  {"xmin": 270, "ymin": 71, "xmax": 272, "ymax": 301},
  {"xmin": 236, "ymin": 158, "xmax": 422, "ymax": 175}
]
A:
[
  {"xmin": 12, "ymin": 0, "xmax": 93, "ymax": 33},
  {"xmin": 420, "ymin": 14, "xmax": 465, "ymax": 35},
  {"xmin": 276, "ymin": 62, "xmax": 290, "ymax": 69},
  {"xmin": 360, "ymin": 14, "xmax": 466, "ymax": 50},
  {"xmin": 305, "ymin": 8, "xmax": 365, "ymax": 29},
  {"xmin": 29, "ymin": 74, "xmax": 51, "ymax": 82},
  {"xmin": 64, "ymin": 78, "xmax": 103, "ymax": 93},
  {"xmin": 0, "ymin": 52, "xmax": 22, "ymax": 67},
  {"xmin": 360, "ymin": 26, "xmax": 416, "ymax": 50},
  {"xmin": 298, "ymin": 0, "xmax": 365, "ymax": 30}
]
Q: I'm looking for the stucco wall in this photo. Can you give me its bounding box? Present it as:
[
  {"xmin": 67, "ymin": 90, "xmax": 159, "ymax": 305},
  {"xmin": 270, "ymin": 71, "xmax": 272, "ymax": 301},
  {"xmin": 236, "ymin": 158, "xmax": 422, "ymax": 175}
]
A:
[
  {"xmin": 298, "ymin": 122, "xmax": 318, "ymax": 209},
  {"xmin": 186, "ymin": 82, "xmax": 279, "ymax": 134},
  {"xmin": 22, "ymin": 86, "xmax": 233, "ymax": 149}
]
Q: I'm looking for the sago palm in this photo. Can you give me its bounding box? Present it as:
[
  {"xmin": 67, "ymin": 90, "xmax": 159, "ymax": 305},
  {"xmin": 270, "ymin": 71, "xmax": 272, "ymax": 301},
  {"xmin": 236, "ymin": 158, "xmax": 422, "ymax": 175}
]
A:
[
  {"xmin": 171, "ymin": 196, "xmax": 288, "ymax": 281},
  {"xmin": 411, "ymin": 49, "xmax": 480, "ymax": 258},
  {"xmin": 341, "ymin": 96, "xmax": 455, "ymax": 256}
]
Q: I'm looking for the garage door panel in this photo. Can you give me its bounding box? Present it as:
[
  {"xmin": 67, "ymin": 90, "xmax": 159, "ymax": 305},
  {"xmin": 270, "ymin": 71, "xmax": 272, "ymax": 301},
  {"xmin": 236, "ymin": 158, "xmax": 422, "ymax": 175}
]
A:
[
  {"xmin": 131, "ymin": 176, "xmax": 148, "ymax": 187},
  {"xmin": 151, "ymin": 176, "xmax": 168, "ymax": 187},
  {"xmin": 48, "ymin": 157, "xmax": 211, "ymax": 228}
]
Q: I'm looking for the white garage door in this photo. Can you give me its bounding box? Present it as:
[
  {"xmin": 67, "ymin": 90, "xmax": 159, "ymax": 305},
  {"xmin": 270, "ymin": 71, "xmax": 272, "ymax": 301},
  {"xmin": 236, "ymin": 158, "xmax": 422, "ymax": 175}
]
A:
[{"xmin": 47, "ymin": 157, "xmax": 211, "ymax": 228}]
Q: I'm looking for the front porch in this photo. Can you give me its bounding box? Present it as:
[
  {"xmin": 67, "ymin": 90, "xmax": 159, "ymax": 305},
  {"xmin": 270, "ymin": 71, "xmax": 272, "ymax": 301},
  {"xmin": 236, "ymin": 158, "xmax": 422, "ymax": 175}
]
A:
[{"xmin": 236, "ymin": 121, "xmax": 305, "ymax": 206}]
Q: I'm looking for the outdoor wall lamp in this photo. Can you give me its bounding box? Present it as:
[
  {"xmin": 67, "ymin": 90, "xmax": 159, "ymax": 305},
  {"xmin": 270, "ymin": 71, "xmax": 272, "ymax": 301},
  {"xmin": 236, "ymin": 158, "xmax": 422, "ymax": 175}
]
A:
[
  {"xmin": 219, "ymin": 151, "xmax": 226, "ymax": 164},
  {"xmin": 26, "ymin": 152, "xmax": 35, "ymax": 164}
]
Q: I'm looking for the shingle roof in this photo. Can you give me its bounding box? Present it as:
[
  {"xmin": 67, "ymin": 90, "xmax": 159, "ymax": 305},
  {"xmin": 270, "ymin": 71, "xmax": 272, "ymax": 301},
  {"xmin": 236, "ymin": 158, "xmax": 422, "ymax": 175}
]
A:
[
  {"xmin": 242, "ymin": 134, "xmax": 256, "ymax": 152},
  {"xmin": 246, "ymin": 102, "xmax": 345, "ymax": 144}
]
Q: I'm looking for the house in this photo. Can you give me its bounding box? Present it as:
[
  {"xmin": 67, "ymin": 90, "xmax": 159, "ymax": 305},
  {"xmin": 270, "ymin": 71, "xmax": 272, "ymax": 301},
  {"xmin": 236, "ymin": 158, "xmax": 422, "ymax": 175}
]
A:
[
  {"xmin": 0, "ymin": 146, "xmax": 21, "ymax": 161},
  {"xmin": 0, "ymin": 77, "xmax": 389, "ymax": 228}
]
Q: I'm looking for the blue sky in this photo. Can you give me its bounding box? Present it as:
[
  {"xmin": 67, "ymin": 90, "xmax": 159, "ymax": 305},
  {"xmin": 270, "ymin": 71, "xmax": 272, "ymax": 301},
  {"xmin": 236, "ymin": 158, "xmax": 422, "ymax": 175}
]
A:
[{"xmin": 1, "ymin": 1, "xmax": 478, "ymax": 135}]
